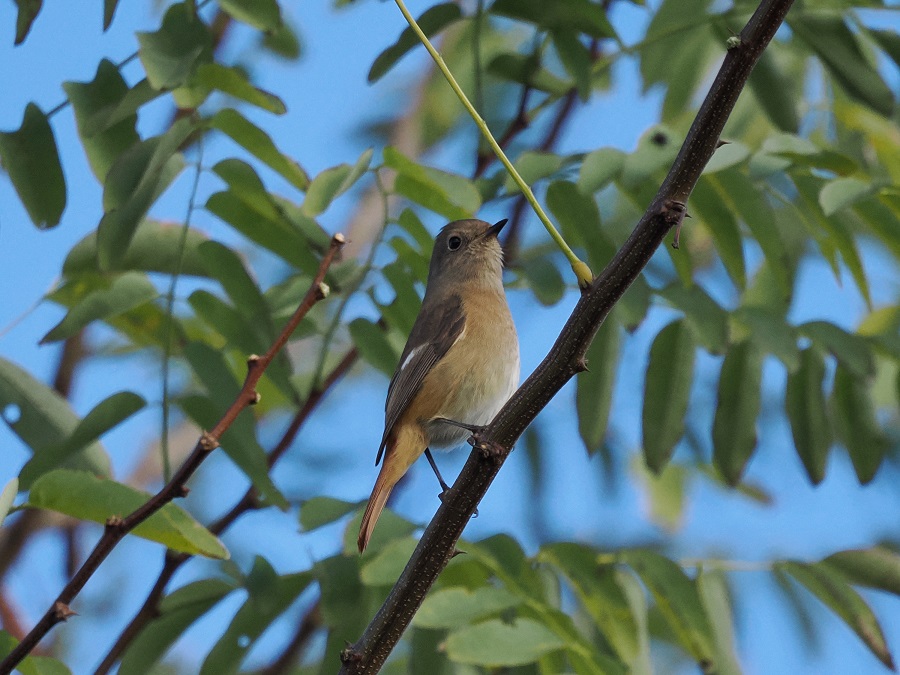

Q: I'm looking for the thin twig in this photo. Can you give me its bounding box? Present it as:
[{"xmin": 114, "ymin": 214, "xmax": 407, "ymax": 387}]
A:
[
  {"xmin": 161, "ymin": 134, "xmax": 205, "ymax": 482},
  {"xmin": 93, "ymin": 348, "xmax": 358, "ymax": 674},
  {"xmin": 1, "ymin": 235, "xmax": 345, "ymax": 675},
  {"xmin": 339, "ymin": 1, "xmax": 794, "ymax": 671}
]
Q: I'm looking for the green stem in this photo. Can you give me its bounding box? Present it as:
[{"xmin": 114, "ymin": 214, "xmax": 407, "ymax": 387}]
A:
[
  {"xmin": 392, "ymin": 0, "xmax": 592, "ymax": 288},
  {"xmin": 311, "ymin": 169, "xmax": 391, "ymax": 389},
  {"xmin": 160, "ymin": 125, "xmax": 205, "ymax": 482}
]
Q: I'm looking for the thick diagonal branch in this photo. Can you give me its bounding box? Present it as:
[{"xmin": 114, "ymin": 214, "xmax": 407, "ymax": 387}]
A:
[
  {"xmin": 0, "ymin": 235, "xmax": 345, "ymax": 675},
  {"xmin": 339, "ymin": 1, "xmax": 794, "ymax": 672}
]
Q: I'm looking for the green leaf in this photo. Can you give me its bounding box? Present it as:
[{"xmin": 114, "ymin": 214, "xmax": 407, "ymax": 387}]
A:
[
  {"xmin": 368, "ymin": 3, "xmax": 462, "ymax": 82},
  {"xmin": 261, "ymin": 20, "xmax": 302, "ymax": 59},
  {"xmin": 189, "ymin": 291, "xmax": 263, "ymax": 354},
  {"xmin": 702, "ymin": 142, "xmax": 750, "ymax": 174},
  {"xmin": 344, "ymin": 508, "xmax": 418, "ymax": 557},
  {"xmin": 731, "ymin": 306, "xmax": 799, "ymax": 372},
  {"xmin": 446, "ymin": 618, "xmax": 566, "ymax": 667},
  {"xmin": 778, "ymin": 561, "xmax": 895, "ymax": 669},
  {"xmin": 713, "ymin": 341, "xmax": 762, "ymax": 485},
  {"xmin": 820, "ymin": 177, "xmax": 874, "ymax": 217},
  {"xmin": 302, "ymin": 148, "xmax": 374, "ymax": 216},
  {"xmin": 659, "ymin": 284, "xmax": 729, "ymax": 354},
  {"xmin": 299, "ymin": 496, "xmax": 362, "ymax": 531},
  {"xmin": 642, "ymin": 320, "xmax": 696, "ymax": 474},
  {"xmin": 200, "ymin": 562, "xmax": 311, "ymax": 675},
  {"xmin": 119, "ymin": 579, "xmax": 236, "ymax": 675},
  {"xmin": 547, "ymin": 180, "xmax": 615, "ymax": 271},
  {"xmin": 198, "ymin": 241, "xmax": 271, "ymax": 337},
  {"xmin": 790, "ymin": 13, "xmax": 894, "ymax": 117},
  {"xmin": 487, "ymin": 53, "xmax": 571, "ymax": 97},
  {"xmin": 0, "ymin": 103, "xmax": 66, "ymax": 229},
  {"xmin": 19, "ymin": 391, "xmax": 145, "ymax": 489},
  {"xmin": 831, "ymin": 365, "xmax": 887, "ymax": 484},
  {"xmin": 553, "ymin": 31, "xmax": 592, "ymax": 100},
  {"xmin": 361, "ymin": 536, "xmax": 419, "ymax": 586},
  {"xmin": 491, "ymin": 0, "xmax": 616, "ymax": 39},
  {"xmin": 633, "ymin": 459, "xmax": 686, "ymax": 532},
  {"xmin": 578, "ymin": 147, "xmax": 625, "ymax": 195},
  {"xmin": 691, "ymin": 177, "xmax": 746, "ymax": 291},
  {"xmin": 538, "ymin": 543, "xmax": 639, "ymax": 665},
  {"xmin": 414, "ymin": 586, "xmax": 521, "ymax": 630},
  {"xmin": 191, "ymin": 63, "xmax": 286, "ymax": 114},
  {"xmin": 314, "ymin": 554, "xmax": 368, "ymax": 638},
  {"xmin": 42, "ymin": 272, "xmax": 159, "ymax": 343},
  {"xmin": 697, "ymin": 570, "xmax": 742, "ymax": 675},
  {"xmin": 505, "ymin": 151, "xmax": 569, "ymax": 191},
  {"xmin": 0, "ymin": 479, "xmax": 17, "ymax": 528},
  {"xmin": 621, "ymin": 550, "xmax": 716, "ymax": 665},
  {"xmin": 785, "ymin": 347, "xmax": 832, "ymax": 484},
  {"xmin": 205, "ymin": 190, "xmax": 317, "ymax": 273},
  {"xmin": 210, "ymin": 108, "xmax": 309, "ymax": 189},
  {"xmin": 98, "ymin": 119, "xmax": 194, "ymax": 268},
  {"xmin": 349, "ymin": 318, "xmax": 399, "ymax": 378},
  {"xmin": 80, "ymin": 79, "xmax": 164, "ymax": 137},
  {"xmin": 799, "ymin": 321, "xmax": 874, "ymax": 378},
  {"xmin": 0, "ymin": 357, "xmax": 110, "ymax": 479},
  {"xmin": 13, "ymin": 0, "xmax": 43, "ymax": 44},
  {"xmin": 521, "ymin": 256, "xmax": 565, "ymax": 305},
  {"xmin": 747, "ymin": 49, "xmax": 800, "ymax": 132},
  {"xmin": 63, "ymin": 219, "xmax": 210, "ymax": 278},
  {"xmin": 137, "ymin": 2, "xmax": 213, "ymax": 90},
  {"xmin": 638, "ymin": 0, "xmax": 712, "ymax": 113},
  {"xmin": 103, "ymin": 0, "xmax": 120, "ymax": 30},
  {"xmin": 26, "ymin": 469, "xmax": 229, "ymax": 558},
  {"xmin": 2, "ymin": 631, "xmax": 71, "ymax": 675},
  {"xmin": 218, "ymin": 0, "xmax": 282, "ymax": 31},
  {"xmin": 823, "ymin": 547, "xmax": 900, "ymax": 596},
  {"xmin": 384, "ymin": 147, "xmax": 481, "ymax": 219},
  {"xmin": 709, "ymin": 170, "xmax": 792, "ymax": 298},
  {"xmin": 63, "ymin": 59, "xmax": 140, "ymax": 181},
  {"xmin": 576, "ymin": 315, "xmax": 620, "ymax": 453}
]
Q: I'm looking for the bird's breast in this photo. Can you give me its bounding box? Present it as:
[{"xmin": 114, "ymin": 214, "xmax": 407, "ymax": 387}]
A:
[{"xmin": 417, "ymin": 289, "xmax": 519, "ymax": 448}]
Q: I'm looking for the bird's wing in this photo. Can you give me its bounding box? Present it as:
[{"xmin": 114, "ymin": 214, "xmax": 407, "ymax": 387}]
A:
[{"xmin": 376, "ymin": 294, "xmax": 466, "ymax": 464}]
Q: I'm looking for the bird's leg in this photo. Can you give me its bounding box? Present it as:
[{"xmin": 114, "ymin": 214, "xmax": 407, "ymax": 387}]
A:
[
  {"xmin": 432, "ymin": 417, "xmax": 483, "ymax": 434},
  {"xmin": 433, "ymin": 417, "xmax": 503, "ymax": 459},
  {"xmin": 424, "ymin": 447, "xmax": 479, "ymax": 519},
  {"xmin": 424, "ymin": 448, "xmax": 451, "ymax": 498}
]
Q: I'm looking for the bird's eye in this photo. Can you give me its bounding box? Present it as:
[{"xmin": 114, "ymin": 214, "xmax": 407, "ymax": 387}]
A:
[{"xmin": 448, "ymin": 236, "xmax": 462, "ymax": 251}]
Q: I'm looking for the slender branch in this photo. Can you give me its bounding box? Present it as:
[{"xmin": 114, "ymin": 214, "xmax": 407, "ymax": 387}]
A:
[
  {"xmin": 259, "ymin": 600, "xmax": 322, "ymax": 675},
  {"xmin": 92, "ymin": 347, "xmax": 358, "ymax": 674},
  {"xmin": 1, "ymin": 235, "xmax": 346, "ymax": 675},
  {"xmin": 339, "ymin": 1, "xmax": 794, "ymax": 672},
  {"xmin": 161, "ymin": 132, "xmax": 205, "ymax": 482},
  {"xmin": 392, "ymin": 0, "xmax": 592, "ymax": 288}
]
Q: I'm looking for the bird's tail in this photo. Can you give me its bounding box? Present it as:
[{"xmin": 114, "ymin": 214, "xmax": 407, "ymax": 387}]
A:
[{"xmin": 358, "ymin": 467, "xmax": 396, "ymax": 553}]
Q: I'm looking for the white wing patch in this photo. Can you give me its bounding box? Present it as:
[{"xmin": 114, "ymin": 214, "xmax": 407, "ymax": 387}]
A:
[{"xmin": 399, "ymin": 345, "xmax": 423, "ymax": 372}]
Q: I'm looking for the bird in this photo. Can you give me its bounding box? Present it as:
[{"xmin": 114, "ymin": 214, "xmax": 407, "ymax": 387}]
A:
[{"xmin": 357, "ymin": 218, "xmax": 520, "ymax": 553}]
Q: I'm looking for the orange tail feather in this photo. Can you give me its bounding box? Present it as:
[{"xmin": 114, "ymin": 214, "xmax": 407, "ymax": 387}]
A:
[{"xmin": 358, "ymin": 468, "xmax": 396, "ymax": 553}]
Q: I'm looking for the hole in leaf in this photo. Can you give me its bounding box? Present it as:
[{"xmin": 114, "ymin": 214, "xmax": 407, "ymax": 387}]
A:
[
  {"xmin": 237, "ymin": 634, "xmax": 250, "ymax": 648},
  {"xmin": 2, "ymin": 403, "xmax": 21, "ymax": 425}
]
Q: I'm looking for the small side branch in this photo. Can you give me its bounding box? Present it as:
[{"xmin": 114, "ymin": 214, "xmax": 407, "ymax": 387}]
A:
[
  {"xmin": 0, "ymin": 235, "xmax": 345, "ymax": 675},
  {"xmin": 340, "ymin": 0, "xmax": 794, "ymax": 672}
]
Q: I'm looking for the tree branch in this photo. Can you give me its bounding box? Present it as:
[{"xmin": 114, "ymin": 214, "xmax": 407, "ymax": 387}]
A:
[
  {"xmin": 92, "ymin": 348, "xmax": 358, "ymax": 675},
  {"xmin": 0, "ymin": 235, "xmax": 346, "ymax": 675},
  {"xmin": 339, "ymin": 0, "xmax": 794, "ymax": 672}
]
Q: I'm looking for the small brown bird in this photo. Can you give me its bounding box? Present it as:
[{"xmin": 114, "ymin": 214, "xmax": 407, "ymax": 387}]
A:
[{"xmin": 357, "ymin": 218, "xmax": 520, "ymax": 552}]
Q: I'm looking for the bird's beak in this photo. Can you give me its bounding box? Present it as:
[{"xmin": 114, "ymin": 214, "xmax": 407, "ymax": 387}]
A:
[{"xmin": 485, "ymin": 219, "xmax": 508, "ymax": 238}]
